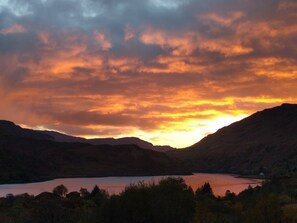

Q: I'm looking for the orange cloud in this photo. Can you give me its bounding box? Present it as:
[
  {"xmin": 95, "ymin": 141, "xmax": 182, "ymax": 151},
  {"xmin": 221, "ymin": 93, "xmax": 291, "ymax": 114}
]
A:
[
  {"xmin": 0, "ymin": 24, "xmax": 27, "ymax": 35},
  {"xmin": 278, "ymin": 1, "xmax": 297, "ymax": 11},
  {"xmin": 249, "ymin": 57, "xmax": 297, "ymax": 79},
  {"xmin": 109, "ymin": 58, "xmax": 139, "ymax": 73},
  {"xmin": 199, "ymin": 11, "xmax": 245, "ymax": 27},
  {"xmin": 94, "ymin": 31, "xmax": 112, "ymax": 50},
  {"xmin": 38, "ymin": 32, "xmax": 50, "ymax": 45},
  {"xmin": 140, "ymin": 28, "xmax": 196, "ymax": 56},
  {"xmin": 124, "ymin": 25, "xmax": 136, "ymax": 41},
  {"xmin": 199, "ymin": 38, "xmax": 254, "ymax": 56}
]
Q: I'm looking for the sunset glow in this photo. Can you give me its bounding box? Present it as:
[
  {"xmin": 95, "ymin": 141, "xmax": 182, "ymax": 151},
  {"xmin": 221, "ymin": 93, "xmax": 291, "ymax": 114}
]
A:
[{"xmin": 1, "ymin": 0, "xmax": 297, "ymax": 147}]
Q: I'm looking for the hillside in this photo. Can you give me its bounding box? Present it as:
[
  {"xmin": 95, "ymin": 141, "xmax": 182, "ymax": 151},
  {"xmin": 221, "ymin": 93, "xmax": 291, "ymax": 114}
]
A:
[
  {"xmin": 0, "ymin": 121, "xmax": 174, "ymax": 152},
  {"xmin": 0, "ymin": 121, "xmax": 187, "ymax": 184},
  {"xmin": 0, "ymin": 136, "xmax": 188, "ymax": 184},
  {"xmin": 41, "ymin": 130, "xmax": 175, "ymax": 152},
  {"xmin": 0, "ymin": 121, "xmax": 53, "ymax": 140},
  {"xmin": 169, "ymin": 104, "xmax": 297, "ymax": 175}
]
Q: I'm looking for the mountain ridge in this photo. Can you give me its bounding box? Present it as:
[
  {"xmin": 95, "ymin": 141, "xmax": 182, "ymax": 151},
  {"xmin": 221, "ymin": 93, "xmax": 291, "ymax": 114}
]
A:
[
  {"xmin": 168, "ymin": 103, "xmax": 297, "ymax": 175},
  {"xmin": 41, "ymin": 130, "xmax": 175, "ymax": 152},
  {"xmin": 0, "ymin": 120, "xmax": 54, "ymax": 140},
  {"xmin": 0, "ymin": 129, "xmax": 188, "ymax": 184},
  {"xmin": 0, "ymin": 120, "xmax": 175, "ymax": 152},
  {"xmin": 2, "ymin": 103, "xmax": 297, "ymax": 180}
]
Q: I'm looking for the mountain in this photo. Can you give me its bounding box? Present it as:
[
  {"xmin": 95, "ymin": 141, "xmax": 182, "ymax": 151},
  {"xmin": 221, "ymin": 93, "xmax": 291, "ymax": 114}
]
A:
[
  {"xmin": 40, "ymin": 130, "xmax": 175, "ymax": 152},
  {"xmin": 0, "ymin": 120, "xmax": 174, "ymax": 152},
  {"xmin": 88, "ymin": 137, "xmax": 175, "ymax": 152},
  {"xmin": 0, "ymin": 123, "xmax": 188, "ymax": 184},
  {"xmin": 168, "ymin": 103, "xmax": 297, "ymax": 175},
  {"xmin": 0, "ymin": 120, "xmax": 53, "ymax": 140},
  {"xmin": 38, "ymin": 130, "xmax": 86, "ymax": 142}
]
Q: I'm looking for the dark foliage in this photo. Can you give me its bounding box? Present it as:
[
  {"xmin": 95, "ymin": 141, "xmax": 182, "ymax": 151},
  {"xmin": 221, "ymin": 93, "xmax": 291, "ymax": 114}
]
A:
[
  {"xmin": 53, "ymin": 185, "xmax": 68, "ymax": 197},
  {"xmin": 1, "ymin": 176, "xmax": 297, "ymax": 223}
]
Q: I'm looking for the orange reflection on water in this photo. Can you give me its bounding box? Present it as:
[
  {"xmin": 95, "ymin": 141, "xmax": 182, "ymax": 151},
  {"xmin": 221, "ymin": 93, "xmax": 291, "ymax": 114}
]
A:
[{"xmin": 0, "ymin": 173, "xmax": 262, "ymax": 197}]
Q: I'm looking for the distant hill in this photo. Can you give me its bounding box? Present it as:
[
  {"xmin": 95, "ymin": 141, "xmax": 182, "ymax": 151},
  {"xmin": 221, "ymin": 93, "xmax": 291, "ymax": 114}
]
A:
[
  {"xmin": 38, "ymin": 130, "xmax": 86, "ymax": 143},
  {"xmin": 88, "ymin": 137, "xmax": 175, "ymax": 152},
  {"xmin": 169, "ymin": 104, "xmax": 297, "ymax": 176},
  {"xmin": 0, "ymin": 123, "xmax": 188, "ymax": 184},
  {"xmin": 0, "ymin": 121, "xmax": 53, "ymax": 140},
  {"xmin": 0, "ymin": 120, "xmax": 175, "ymax": 152},
  {"xmin": 40, "ymin": 130, "xmax": 175, "ymax": 152}
]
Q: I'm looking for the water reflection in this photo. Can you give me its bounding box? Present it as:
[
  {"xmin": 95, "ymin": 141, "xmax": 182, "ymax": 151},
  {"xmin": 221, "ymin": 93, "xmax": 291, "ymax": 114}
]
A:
[{"xmin": 0, "ymin": 173, "xmax": 262, "ymax": 197}]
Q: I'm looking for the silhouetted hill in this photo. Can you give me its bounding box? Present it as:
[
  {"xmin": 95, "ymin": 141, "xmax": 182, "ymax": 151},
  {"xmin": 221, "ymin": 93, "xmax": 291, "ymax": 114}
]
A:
[
  {"xmin": 41, "ymin": 130, "xmax": 175, "ymax": 152},
  {"xmin": 88, "ymin": 137, "xmax": 175, "ymax": 152},
  {"xmin": 169, "ymin": 104, "xmax": 297, "ymax": 175},
  {"xmin": 39, "ymin": 130, "xmax": 86, "ymax": 142},
  {"xmin": 0, "ymin": 120, "xmax": 174, "ymax": 152},
  {"xmin": 0, "ymin": 135, "xmax": 188, "ymax": 184},
  {"xmin": 0, "ymin": 120, "xmax": 53, "ymax": 140}
]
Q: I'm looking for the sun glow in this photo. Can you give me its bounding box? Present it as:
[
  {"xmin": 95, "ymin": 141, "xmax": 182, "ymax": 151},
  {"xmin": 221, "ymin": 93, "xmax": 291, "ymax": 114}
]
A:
[
  {"xmin": 77, "ymin": 113, "xmax": 248, "ymax": 148},
  {"xmin": 148, "ymin": 114, "xmax": 248, "ymax": 148}
]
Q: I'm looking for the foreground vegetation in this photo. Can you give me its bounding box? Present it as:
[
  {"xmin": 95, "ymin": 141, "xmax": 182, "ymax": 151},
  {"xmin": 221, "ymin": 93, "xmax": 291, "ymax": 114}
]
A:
[{"xmin": 1, "ymin": 176, "xmax": 297, "ymax": 223}]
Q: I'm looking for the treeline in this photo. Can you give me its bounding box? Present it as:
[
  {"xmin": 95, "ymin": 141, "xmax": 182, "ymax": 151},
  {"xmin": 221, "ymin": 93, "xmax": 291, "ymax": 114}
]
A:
[{"xmin": 1, "ymin": 177, "xmax": 297, "ymax": 223}]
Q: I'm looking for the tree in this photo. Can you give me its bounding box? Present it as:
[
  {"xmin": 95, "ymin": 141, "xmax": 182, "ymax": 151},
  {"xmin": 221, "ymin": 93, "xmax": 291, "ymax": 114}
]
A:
[
  {"xmin": 195, "ymin": 182, "xmax": 215, "ymax": 200},
  {"xmin": 90, "ymin": 185, "xmax": 100, "ymax": 197},
  {"xmin": 52, "ymin": 184, "xmax": 68, "ymax": 197},
  {"xmin": 245, "ymin": 194, "xmax": 282, "ymax": 223},
  {"xmin": 79, "ymin": 188, "xmax": 90, "ymax": 199}
]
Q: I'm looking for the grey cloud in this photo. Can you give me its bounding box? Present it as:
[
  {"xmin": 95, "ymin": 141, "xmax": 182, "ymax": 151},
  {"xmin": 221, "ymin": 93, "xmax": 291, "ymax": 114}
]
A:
[
  {"xmin": 1, "ymin": 0, "xmax": 294, "ymax": 62},
  {"xmin": 0, "ymin": 32, "xmax": 38, "ymax": 53}
]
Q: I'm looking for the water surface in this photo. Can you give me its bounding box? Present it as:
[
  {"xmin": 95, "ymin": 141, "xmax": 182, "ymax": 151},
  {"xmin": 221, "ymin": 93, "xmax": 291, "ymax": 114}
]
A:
[{"xmin": 0, "ymin": 173, "xmax": 262, "ymax": 197}]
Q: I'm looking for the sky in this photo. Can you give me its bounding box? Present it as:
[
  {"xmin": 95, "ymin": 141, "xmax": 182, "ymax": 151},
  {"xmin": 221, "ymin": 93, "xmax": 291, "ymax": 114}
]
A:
[{"xmin": 0, "ymin": 0, "xmax": 297, "ymax": 148}]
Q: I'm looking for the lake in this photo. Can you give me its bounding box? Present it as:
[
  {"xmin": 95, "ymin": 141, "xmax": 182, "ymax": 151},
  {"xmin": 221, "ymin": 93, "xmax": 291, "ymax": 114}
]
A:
[{"xmin": 0, "ymin": 173, "xmax": 262, "ymax": 197}]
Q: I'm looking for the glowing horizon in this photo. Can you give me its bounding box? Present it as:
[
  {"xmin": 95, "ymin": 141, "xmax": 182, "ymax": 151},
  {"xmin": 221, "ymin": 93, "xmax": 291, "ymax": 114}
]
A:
[
  {"xmin": 79, "ymin": 113, "xmax": 248, "ymax": 148},
  {"xmin": 22, "ymin": 109, "xmax": 248, "ymax": 148}
]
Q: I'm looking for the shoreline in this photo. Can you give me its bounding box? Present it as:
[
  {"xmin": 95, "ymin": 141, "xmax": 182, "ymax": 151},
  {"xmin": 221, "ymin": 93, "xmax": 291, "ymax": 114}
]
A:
[
  {"xmin": 0, "ymin": 171, "xmax": 269, "ymax": 186},
  {"xmin": 0, "ymin": 171, "xmax": 193, "ymax": 185}
]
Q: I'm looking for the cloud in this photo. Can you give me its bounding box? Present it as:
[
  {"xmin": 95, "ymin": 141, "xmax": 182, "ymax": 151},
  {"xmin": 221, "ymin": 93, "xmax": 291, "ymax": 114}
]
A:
[
  {"xmin": 94, "ymin": 31, "xmax": 112, "ymax": 50},
  {"xmin": 0, "ymin": 24, "xmax": 27, "ymax": 35},
  {"xmin": 0, "ymin": 0, "xmax": 297, "ymax": 147}
]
